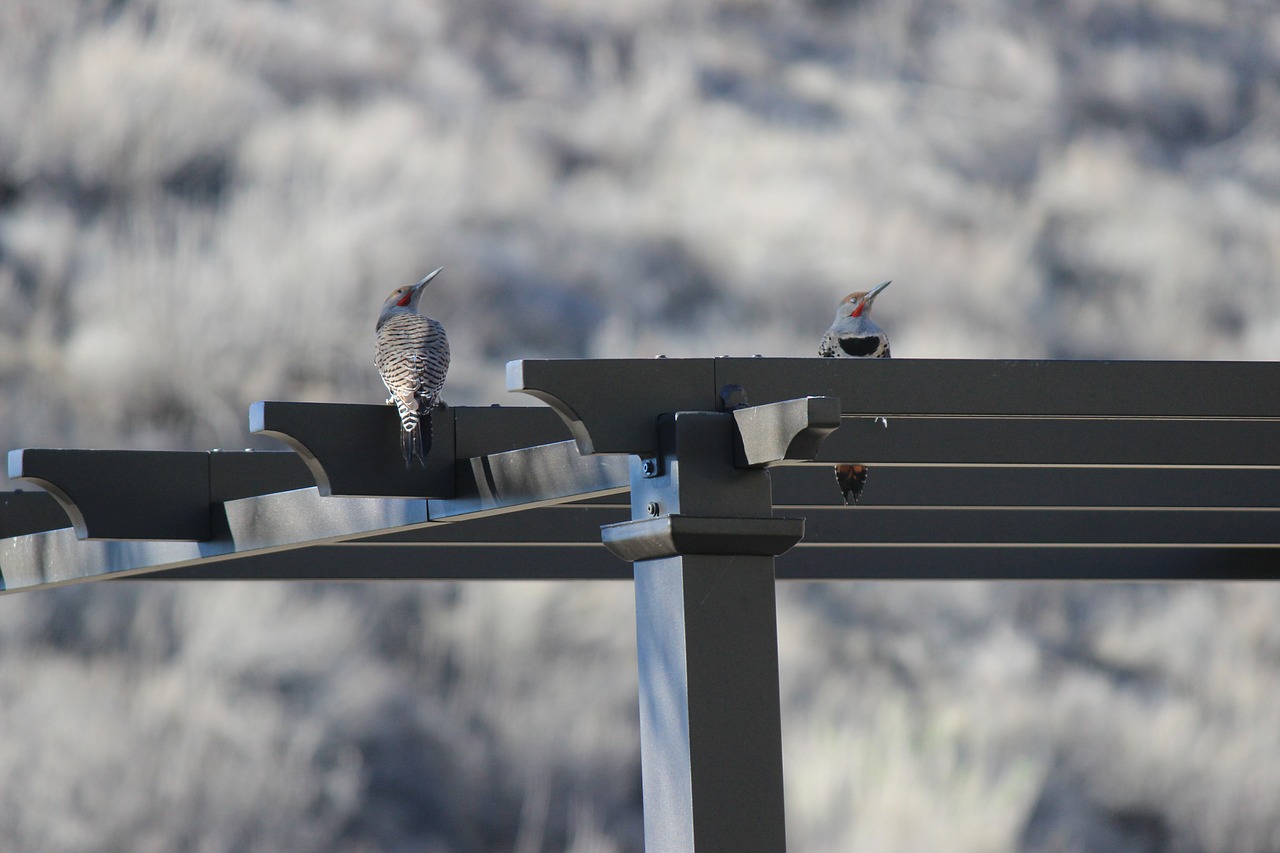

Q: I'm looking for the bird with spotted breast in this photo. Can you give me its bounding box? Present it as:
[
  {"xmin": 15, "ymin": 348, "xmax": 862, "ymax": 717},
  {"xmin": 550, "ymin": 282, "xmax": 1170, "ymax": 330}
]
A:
[
  {"xmin": 818, "ymin": 279, "xmax": 891, "ymax": 504},
  {"xmin": 375, "ymin": 268, "xmax": 450, "ymax": 467}
]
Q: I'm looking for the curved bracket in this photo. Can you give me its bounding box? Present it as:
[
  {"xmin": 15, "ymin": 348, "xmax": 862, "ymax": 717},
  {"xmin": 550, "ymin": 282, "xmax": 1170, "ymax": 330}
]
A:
[
  {"xmin": 601, "ymin": 515, "xmax": 805, "ymax": 563},
  {"xmin": 0, "ymin": 491, "xmax": 71, "ymax": 538},
  {"xmin": 731, "ymin": 396, "xmax": 842, "ymax": 467},
  {"xmin": 6, "ymin": 449, "xmax": 312, "ymax": 541}
]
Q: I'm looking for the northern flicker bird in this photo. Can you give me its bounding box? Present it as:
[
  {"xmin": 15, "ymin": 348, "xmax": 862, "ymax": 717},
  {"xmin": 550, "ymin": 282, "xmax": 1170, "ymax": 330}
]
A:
[
  {"xmin": 375, "ymin": 267, "xmax": 450, "ymax": 467},
  {"xmin": 819, "ymin": 279, "xmax": 891, "ymax": 504}
]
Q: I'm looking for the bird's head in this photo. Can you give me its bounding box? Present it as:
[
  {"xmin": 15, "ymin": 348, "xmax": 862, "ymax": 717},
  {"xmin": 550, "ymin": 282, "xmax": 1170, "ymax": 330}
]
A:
[
  {"xmin": 379, "ymin": 267, "xmax": 443, "ymax": 318},
  {"xmin": 837, "ymin": 280, "xmax": 891, "ymax": 319}
]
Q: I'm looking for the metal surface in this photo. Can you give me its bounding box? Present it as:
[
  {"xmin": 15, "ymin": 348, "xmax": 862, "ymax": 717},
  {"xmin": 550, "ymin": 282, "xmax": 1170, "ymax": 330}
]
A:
[
  {"xmin": 711, "ymin": 358, "xmax": 1280, "ymax": 418},
  {"xmin": 811, "ymin": 416, "xmax": 1280, "ymax": 467},
  {"xmin": 8, "ymin": 449, "xmax": 311, "ymax": 540},
  {"xmin": 251, "ymin": 401, "xmax": 455, "ymax": 497},
  {"xmin": 428, "ymin": 439, "xmax": 628, "ymax": 520},
  {"xmin": 769, "ymin": 466, "xmax": 1280, "ymax": 508},
  {"xmin": 511, "ymin": 358, "xmax": 1280, "ymax": 456},
  {"xmin": 0, "ymin": 488, "xmax": 426, "ymax": 591},
  {"xmin": 634, "ymin": 555, "xmax": 787, "ymax": 853},
  {"xmin": 0, "ymin": 491, "xmax": 69, "ymax": 538},
  {"xmin": 602, "ymin": 515, "xmax": 806, "ymax": 561},
  {"xmin": 509, "ymin": 358, "xmax": 718, "ymax": 454},
  {"xmin": 778, "ymin": 546, "xmax": 1280, "ymax": 581},
  {"xmin": 137, "ymin": 543, "xmax": 1280, "ymax": 582},
  {"xmin": 0, "ymin": 438, "xmax": 628, "ymax": 593},
  {"xmin": 616, "ymin": 412, "xmax": 792, "ymax": 853},
  {"xmin": 731, "ymin": 396, "xmax": 842, "ymax": 467}
]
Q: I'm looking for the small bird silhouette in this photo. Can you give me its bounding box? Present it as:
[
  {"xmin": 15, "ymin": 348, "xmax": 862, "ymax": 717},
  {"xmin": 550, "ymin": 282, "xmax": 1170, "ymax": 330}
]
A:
[
  {"xmin": 818, "ymin": 280, "xmax": 891, "ymax": 504},
  {"xmin": 375, "ymin": 268, "xmax": 450, "ymax": 467}
]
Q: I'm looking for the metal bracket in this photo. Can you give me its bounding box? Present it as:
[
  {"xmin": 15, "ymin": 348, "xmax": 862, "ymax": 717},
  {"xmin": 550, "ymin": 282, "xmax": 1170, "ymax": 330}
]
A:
[
  {"xmin": 601, "ymin": 514, "xmax": 804, "ymax": 562},
  {"xmin": 731, "ymin": 396, "xmax": 842, "ymax": 467}
]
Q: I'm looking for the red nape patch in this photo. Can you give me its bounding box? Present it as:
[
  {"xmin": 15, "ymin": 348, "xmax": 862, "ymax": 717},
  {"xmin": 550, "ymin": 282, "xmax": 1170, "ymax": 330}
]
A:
[{"xmin": 396, "ymin": 292, "xmax": 412, "ymax": 307}]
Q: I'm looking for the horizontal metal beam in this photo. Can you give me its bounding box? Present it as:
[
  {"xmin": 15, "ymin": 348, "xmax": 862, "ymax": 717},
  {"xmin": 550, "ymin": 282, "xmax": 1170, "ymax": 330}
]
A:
[
  {"xmin": 509, "ymin": 358, "xmax": 717, "ymax": 455},
  {"xmin": 769, "ymin": 466, "xmax": 1280, "ymax": 508},
  {"xmin": 811, "ymin": 417, "xmax": 1280, "ymax": 467},
  {"xmin": 7, "ymin": 463, "xmax": 1279, "ymax": 545},
  {"xmin": 7, "ymin": 450, "xmax": 312, "ymax": 540},
  {"xmin": 349, "ymin": 506, "xmax": 1280, "ymax": 547},
  {"xmin": 713, "ymin": 358, "xmax": 1280, "ymax": 418},
  {"xmin": 250, "ymin": 402, "xmax": 580, "ymax": 497},
  {"xmin": 251, "ymin": 401, "xmax": 455, "ymax": 497},
  {"xmin": 0, "ymin": 488, "xmax": 426, "ymax": 591},
  {"xmin": 139, "ymin": 543, "xmax": 1280, "ymax": 582},
  {"xmin": 510, "ymin": 358, "xmax": 1280, "ymax": 455},
  {"xmin": 0, "ymin": 492, "xmax": 70, "ymax": 538},
  {"xmin": 0, "ymin": 439, "xmax": 628, "ymax": 594}
]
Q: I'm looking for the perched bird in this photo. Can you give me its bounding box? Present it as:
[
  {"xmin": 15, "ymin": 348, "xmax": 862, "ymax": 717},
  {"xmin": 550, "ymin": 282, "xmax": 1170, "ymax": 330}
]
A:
[
  {"xmin": 819, "ymin": 279, "xmax": 891, "ymax": 504},
  {"xmin": 375, "ymin": 268, "xmax": 450, "ymax": 467}
]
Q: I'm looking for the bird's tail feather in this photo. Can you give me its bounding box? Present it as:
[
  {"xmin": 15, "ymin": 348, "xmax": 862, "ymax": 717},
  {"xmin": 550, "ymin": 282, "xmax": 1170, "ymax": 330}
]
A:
[
  {"xmin": 835, "ymin": 464, "xmax": 869, "ymax": 506},
  {"xmin": 400, "ymin": 409, "xmax": 433, "ymax": 469}
]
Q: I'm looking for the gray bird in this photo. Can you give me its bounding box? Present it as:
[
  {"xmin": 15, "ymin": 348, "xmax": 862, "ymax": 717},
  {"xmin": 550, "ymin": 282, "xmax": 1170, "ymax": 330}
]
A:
[
  {"xmin": 375, "ymin": 268, "xmax": 450, "ymax": 467},
  {"xmin": 818, "ymin": 280, "xmax": 891, "ymax": 504}
]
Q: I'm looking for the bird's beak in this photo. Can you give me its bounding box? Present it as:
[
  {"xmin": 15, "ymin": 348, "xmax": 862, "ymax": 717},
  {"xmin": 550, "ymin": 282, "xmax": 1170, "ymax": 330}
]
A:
[
  {"xmin": 865, "ymin": 280, "xmax": 891, "ymax": 303},
  {"xmin": 413, "ymin": 267, "xmax": 444, "ymax": 291}
]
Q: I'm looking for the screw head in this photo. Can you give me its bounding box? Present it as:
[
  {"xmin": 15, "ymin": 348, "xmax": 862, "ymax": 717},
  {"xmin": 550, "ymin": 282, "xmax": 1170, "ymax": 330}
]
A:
[
  {"xmin": 641, "ymin": 459, "xmax": 655, "ymax": 475},
  {"xmin": 646, "ymin": 501, "xmax": 660, "ymax": 517}
]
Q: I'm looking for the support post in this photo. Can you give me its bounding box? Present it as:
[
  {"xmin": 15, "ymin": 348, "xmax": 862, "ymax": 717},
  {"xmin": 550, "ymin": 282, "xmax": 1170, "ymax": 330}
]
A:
[{"xmin": 603, "ymin": 413, "xmax": 802, "ymax": 852}]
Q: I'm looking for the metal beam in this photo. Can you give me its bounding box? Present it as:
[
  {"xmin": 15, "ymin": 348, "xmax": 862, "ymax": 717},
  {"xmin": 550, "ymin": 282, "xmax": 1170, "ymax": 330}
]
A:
[
  {"xmin": 7, "ymin": 449, "xmax": 312, "ymax": 540},
  {"xmin": 778, "ymin": 545, "xmax": 1280, "ymax": 581},
  {"xmin": 0, "ymin": 439, "xmax": 628, "ymax": 593},
  {"xmin": 250, "ymin": 402, "xmax": 582, "ymax": 497},
  {"xmin": 810, "ymin": 417, "xmax": 1280, "ymax": 467},
  {"xmin": 251, "ymin": 401, "xmax": 455, "ymax": 497},
  {"xmin": 712, "ymin": 358, "xmax": 1280, "ymax": 418},
  {"xmin": 509, "ymin": 359, "xmax": 1280, "ymax": 455},
  {"xmin": 139, "ymin": 543, "xmax": 1280, "ymax": 582},
  {"xmin": 0, "ymin": 492, "xmax": 70, "ymax": 538},
  {"xmin": 770, "ymin": 466, "xmax": 1280, "ymax": 508},
  {"xmin": 509, "ymin": 358, "xmax": 718, "ymax": 454},
  {"xmin": 359, "ymin": 506, "xmax": 1280, "ymax": 547}
]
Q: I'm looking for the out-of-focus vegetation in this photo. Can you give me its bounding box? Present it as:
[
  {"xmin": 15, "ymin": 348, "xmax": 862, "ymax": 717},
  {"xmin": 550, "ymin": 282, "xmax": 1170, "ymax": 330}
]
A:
[{"xmin": 0, "ymin": 0, "xmax": 1277, "ymax": 850}]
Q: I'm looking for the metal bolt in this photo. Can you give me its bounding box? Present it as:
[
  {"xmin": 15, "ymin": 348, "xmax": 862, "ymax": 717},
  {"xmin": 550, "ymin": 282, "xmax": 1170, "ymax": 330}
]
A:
[
  {"xmin": 646, "ymin": 501, "xmax": 660, "ymax": 517},
  {"xmin": 641, "ymin": 459, "xmax": 655, "ymax": 475}
]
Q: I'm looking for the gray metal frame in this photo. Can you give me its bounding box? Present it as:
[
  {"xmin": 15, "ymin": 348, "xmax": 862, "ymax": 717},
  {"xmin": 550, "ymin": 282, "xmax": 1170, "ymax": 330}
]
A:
[{"xmin": 4, "ymin": 357, "xmax": 1280, "ymax": 853}]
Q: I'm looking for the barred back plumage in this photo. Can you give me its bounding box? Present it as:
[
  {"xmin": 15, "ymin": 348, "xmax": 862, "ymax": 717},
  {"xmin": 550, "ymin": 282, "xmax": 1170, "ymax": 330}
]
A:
[{"xmin": 375, "ymin": 268, "xmax": 449, "ymax": 467}]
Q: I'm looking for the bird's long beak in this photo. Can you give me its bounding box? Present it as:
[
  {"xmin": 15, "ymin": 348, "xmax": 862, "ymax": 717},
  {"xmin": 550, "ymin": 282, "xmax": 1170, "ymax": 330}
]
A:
[
  {"xmin": 865, "ymin": 279, "xmax": 891, "ymax": 302},
  {"xmin": 413, "ymin": 267, "xmax": 444, "ymax": 291}
]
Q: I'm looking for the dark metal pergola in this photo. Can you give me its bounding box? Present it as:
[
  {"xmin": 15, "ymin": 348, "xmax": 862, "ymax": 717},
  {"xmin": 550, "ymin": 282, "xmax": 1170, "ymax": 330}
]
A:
[{"xmin": 3, "ymin": 357, "xmax": 1279, "ymax": 851}]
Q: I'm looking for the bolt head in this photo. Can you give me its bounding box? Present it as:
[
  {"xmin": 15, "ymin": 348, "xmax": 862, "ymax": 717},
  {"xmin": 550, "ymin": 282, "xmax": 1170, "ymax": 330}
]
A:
[{"xmin": 646, "ymin": 501, "xmax": 660, "ymax": 517}]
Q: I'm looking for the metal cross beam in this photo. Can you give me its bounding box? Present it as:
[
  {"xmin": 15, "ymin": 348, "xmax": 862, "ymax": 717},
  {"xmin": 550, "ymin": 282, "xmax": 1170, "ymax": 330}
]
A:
[{"xmin": 509, "ymin": 358, "xmax": 1280, "ymax": 454}]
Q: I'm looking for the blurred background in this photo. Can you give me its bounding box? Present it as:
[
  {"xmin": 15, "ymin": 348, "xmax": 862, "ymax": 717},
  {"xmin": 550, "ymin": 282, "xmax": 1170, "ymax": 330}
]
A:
[{"xmin": 1, "ymin": 0, "xmax": 1278, "ymax": 850}]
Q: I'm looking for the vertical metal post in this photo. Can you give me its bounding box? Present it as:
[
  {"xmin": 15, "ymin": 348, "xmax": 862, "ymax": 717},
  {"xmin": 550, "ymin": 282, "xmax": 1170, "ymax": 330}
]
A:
[{"xmin": 602, "ymin": 413, "xmax": 803, "ymax": 853}]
